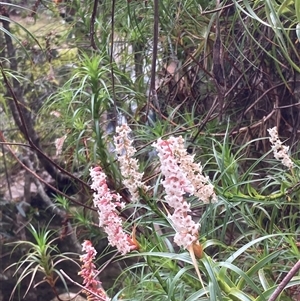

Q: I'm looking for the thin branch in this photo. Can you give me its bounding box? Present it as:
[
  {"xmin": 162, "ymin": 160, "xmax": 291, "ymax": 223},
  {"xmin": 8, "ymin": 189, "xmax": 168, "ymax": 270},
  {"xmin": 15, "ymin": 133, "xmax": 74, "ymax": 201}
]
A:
[
  {"xmin": 90, "ymin": 0, "xmax": 98, "ymax": 50},
  {"xmin": 60, "ymin": 270, "xmax": 108, "ymax": 301},
  {"xmin": 1, "ymin": 143, "xmax": 12, "ymax": 199},
  {"xmin": 20, "ymin": 156, "xmax": 83, "ymax": 254},
  {"xmin": 0, "ymin": 64, "xmax": 90, "ymax": 190},
  {"xmin": 268, "ymin": 260, "xmax": 300, "ymax": 301},
  {"xmin": 200, "ymin": 1, "xmax": 236, "ymax": 15},
  {"xmin": 146, "ymin": 0, "xmax": 160, "ymax": 118},
  {"xmin": 0, "ymin": 130, "xmax": 96, "ymax": 211},
  {"xmin": 191, "ymin": 96, "xmax": 219, "ymax": 143},
  {"xmin": 0, "ymin": 11, "xmax": 89, "ymax": 189},
  {"xmin": 110, "ymin": 0, "xmax": 118, "ymax": 122}
]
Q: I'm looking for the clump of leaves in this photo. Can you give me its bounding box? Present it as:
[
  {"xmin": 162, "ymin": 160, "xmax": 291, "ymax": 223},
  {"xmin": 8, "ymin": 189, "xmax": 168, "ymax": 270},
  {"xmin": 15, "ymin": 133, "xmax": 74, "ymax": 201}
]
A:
[{"xmin": 6, "ymin": 223, "xmax": 78, "ymax": 300}]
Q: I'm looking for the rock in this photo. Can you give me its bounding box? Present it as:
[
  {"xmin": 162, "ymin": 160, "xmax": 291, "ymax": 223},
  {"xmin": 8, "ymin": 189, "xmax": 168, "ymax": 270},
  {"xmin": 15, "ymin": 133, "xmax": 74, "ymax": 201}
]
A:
[{"xmin": 50, "ymin": 292, "xmax": 87, "ymax": 301}]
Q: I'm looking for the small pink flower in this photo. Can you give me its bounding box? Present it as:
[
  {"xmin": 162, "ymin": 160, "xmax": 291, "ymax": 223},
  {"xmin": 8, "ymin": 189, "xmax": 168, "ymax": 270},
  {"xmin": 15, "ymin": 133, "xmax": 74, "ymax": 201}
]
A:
[
  {"xmin": 90, "ymin": 167, "xmax": 138, "ymax": 255},
  {"xmin": 78, "ymin": 240, "xmax": 110, "ymax": 301}
]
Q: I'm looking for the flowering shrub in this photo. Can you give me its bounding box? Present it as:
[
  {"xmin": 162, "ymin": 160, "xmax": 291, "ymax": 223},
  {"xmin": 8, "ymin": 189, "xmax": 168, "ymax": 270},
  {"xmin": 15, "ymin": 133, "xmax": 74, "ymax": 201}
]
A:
[
  {"xmin": 84, "ymin": 129, "xmax": 218, "ymax": 297},
  {"xmin": 90, "ymin": 131, "xmax": 216, "ymax": 254},
  {"xmin": 75, "ymin": 125, "xmax": 300, "ymax": 301}
]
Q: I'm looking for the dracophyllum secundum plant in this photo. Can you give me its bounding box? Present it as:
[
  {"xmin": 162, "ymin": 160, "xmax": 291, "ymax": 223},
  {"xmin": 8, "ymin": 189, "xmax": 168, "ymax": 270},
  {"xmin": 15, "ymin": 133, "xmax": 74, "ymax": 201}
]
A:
[
  {"xmin": 88, "ymin": 125, "xmax": 211, "ymax": 298},
  {"xmin": 6, "ymin": 224, "xmax": 78, "ymax": 301},
  {"xmin": 78, "ymin": 124, "xmax": 300, "ymax": 300}
]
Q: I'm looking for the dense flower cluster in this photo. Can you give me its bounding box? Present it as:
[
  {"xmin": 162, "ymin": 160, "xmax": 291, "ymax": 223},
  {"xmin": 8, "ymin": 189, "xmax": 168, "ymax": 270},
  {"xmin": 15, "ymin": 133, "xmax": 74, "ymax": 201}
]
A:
[
  {"xmin": 114, "ymin": 124, "xmax": 149, "ymax": 202},
  {"xmin": 78, "ymin": 240, "xmax": 110, "ymax": 301},
  {"xmin": 153, "ymin": 136, "xmax": 216, "ymax": 249},
  {"xmin": 268, "ymin": 127, "xmax": 294, "ymax": 169},
  {"xmin": 90, "ymin": 167, "xmax": 137, "ymax": 255},
  {"xmin": 170, "ymin": 136, "xmax": 217, "ymax": 203}
]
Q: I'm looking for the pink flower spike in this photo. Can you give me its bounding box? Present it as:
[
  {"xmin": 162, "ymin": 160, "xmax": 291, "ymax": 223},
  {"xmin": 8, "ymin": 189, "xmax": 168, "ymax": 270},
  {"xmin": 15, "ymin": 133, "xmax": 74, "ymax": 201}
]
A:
[
  {"xmin": 90, "ymin": 167, "xmax": 138, "ymax": 255},
  {"xmin": 78, "ymin": 240, "xmax": 110, "ymax": 301},
  {"xmin": 153, "ymin": 138, "xmax": 198, "ymax": 249},
  {"xmin": 153, "ymin": 136, "xmax": 216, "ymax": 250},
  {"xmin": 114, "ymin": 124, "xmax": 149, "ymax": 202}
]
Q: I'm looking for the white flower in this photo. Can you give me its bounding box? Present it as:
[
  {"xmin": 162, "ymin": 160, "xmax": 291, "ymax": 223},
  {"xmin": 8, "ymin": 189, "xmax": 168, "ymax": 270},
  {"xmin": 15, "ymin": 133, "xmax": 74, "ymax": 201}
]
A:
[
  {"xmin": 114, "ymin": 124, "xmax": 149, "ymax": 202},
  {"xmin": 267, "ymin": 127, "xmax": 293, "ymax": 169}
]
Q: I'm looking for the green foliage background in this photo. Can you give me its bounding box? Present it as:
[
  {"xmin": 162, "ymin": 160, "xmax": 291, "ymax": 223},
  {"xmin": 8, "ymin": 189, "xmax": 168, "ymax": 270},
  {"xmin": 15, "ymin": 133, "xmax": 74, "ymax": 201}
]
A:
[{"xmin": 1, "ymin": 0, "xmax": 300, "ymax": 300}]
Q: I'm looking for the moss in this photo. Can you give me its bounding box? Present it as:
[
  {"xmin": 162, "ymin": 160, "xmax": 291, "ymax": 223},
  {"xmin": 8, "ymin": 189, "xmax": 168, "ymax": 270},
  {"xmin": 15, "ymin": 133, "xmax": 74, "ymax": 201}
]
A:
[{"xmin": 52, "ymin": 47, "xmax": 78, "ymax": 66}]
